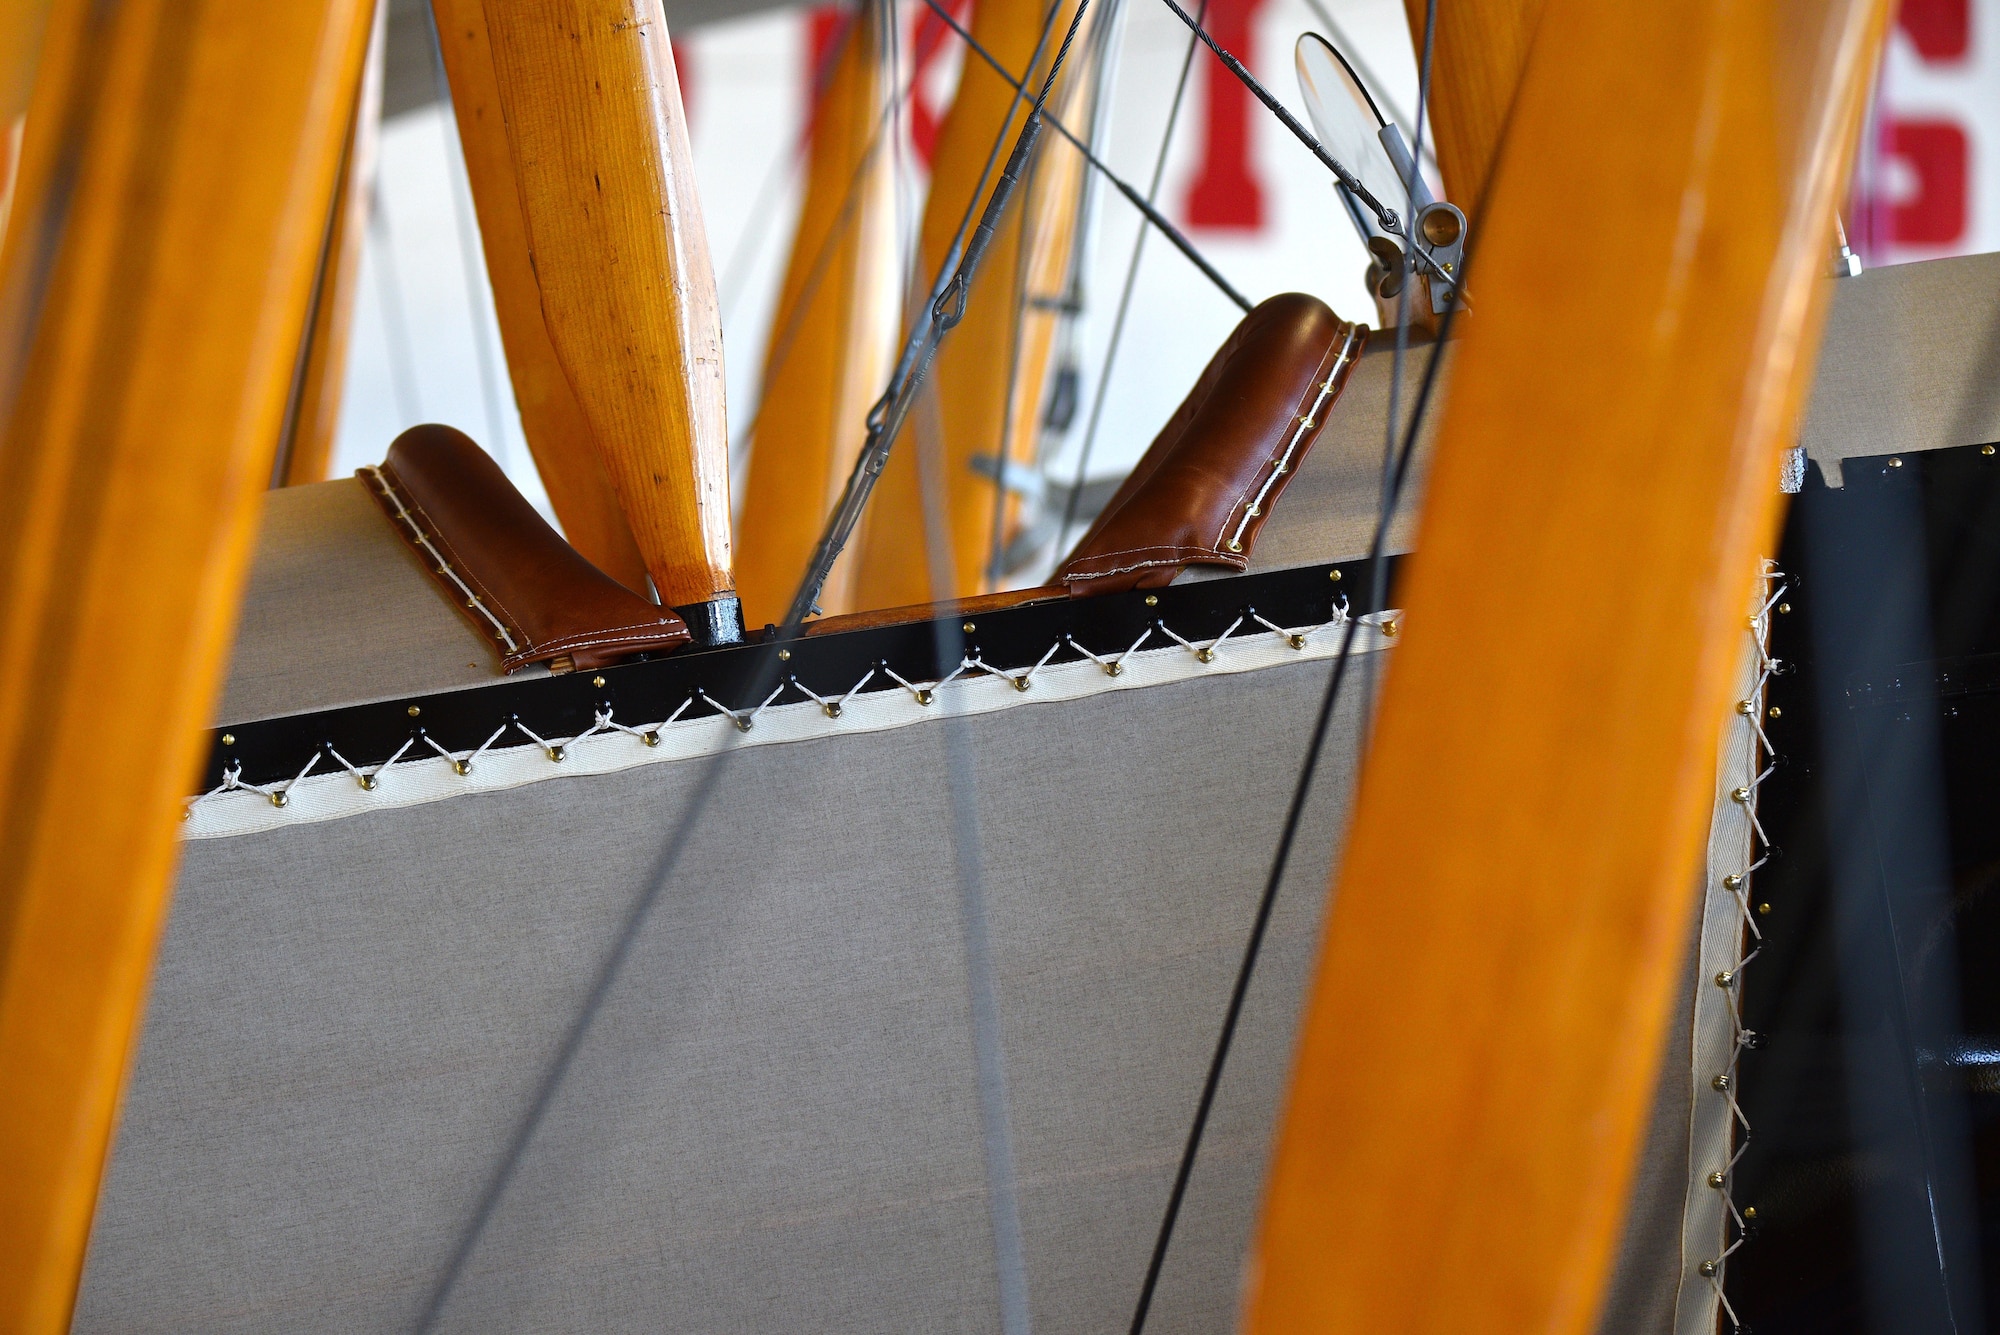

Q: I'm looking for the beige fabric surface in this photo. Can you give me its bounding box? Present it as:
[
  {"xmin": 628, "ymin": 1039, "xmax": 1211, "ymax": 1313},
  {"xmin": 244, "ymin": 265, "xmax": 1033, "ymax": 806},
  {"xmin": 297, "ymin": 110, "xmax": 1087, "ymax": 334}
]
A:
[{"xmin": 1800, "ymin": 250, "xmax": 2000, "ymax": 486}]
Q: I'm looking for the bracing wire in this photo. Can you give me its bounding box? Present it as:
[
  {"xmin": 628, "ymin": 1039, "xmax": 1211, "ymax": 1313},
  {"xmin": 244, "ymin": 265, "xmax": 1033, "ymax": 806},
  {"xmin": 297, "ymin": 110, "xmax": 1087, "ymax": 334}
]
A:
[
  {"xmin": 413, "ymin": 4, "xmax": 1097, "ymax": 1326},
  {"xmin": 1054, "ymin": 0, "xmax": 1206, "ymax": 557},
  {"xmin": 1124, "ymin": 3, "xmax": 1442, "ymax": 1328}
]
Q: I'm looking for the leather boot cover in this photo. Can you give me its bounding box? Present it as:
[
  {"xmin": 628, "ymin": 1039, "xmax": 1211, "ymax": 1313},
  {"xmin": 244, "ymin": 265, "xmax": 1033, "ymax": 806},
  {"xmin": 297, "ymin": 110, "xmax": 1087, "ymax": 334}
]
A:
[
  {"xmin": 361, "ymin": 424, "xmax": 691, "ymax": 672},
  {"xmin": 1056, "ymin": 293, "xmax": 1367, "ymax": 596}
]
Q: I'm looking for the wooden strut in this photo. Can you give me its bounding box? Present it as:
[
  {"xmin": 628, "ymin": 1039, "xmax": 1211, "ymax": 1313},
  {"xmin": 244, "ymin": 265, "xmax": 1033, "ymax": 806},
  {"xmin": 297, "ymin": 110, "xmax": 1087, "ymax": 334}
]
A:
[
  {"xmin": 478, "ymin": 0, "xmax": 734, "ymax": 627},
  {"xmin": 431, "ymin": 0, "xmax": 652, "ymax": 595},
  {"xmin": 848, "ymin": 0, "xmax": 1091, "ymax": 610},
  {"xmin": 733, "ymin": 0, "xmax": 901, "ymax": 628},
  {"xmin": 0, "ymin": 0, "xmax": 378, "ymax": 1328},
  {"xmin": 1399, "ymin": 0, "xmax": 1546, "ymax": 220},
  {"xmin": 1242, "ymin": 0, "xmax": 1891, "ymax": 1331}
]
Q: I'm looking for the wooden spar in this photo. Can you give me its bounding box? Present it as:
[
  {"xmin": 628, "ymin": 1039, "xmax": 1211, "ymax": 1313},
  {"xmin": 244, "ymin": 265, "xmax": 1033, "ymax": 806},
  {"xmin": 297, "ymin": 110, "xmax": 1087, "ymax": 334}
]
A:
[
  {"xmin": 1400, "ymin": 0, "xmax": 1545, "ymax": 219},
  {"xmin": 1242, "ymin": 1, "xmax": 1891, "ymax": 1330},
  {"xmin": 848, "ymin": 0, "xmax": 1088, "ymax": 610},
  {"xmin": 279, "ymin": 1, "xmax": 387, "ymax": 486},
  {"xmin": 733, "ymin": 1, "xmax": 900, "ymax": 628},
  {"xmin": 0, "ymin": 0, "xmax": 375, "ymax": 1326},
  {"xmin": 432, "ymin": 0, "xmax": 650, "ymax": 594},
  {"xmin": 479, "ymin": 0, "xmax": 734, "ymax": 628},
  {"xmin": 0, "ymin": 0, "xmax": 49, "ymax": 254}
]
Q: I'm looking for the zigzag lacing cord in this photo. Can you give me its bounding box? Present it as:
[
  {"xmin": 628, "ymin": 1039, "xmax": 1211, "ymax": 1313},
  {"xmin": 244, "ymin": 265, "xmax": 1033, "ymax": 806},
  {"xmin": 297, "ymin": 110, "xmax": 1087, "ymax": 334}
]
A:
[
  {"xmin": 1703, "ymin": 560, "xmax": 1785, "ymax": 1328},
  {"xmin": 184, "ymin": 600, "xmax": 1368, "ymax": 817}
]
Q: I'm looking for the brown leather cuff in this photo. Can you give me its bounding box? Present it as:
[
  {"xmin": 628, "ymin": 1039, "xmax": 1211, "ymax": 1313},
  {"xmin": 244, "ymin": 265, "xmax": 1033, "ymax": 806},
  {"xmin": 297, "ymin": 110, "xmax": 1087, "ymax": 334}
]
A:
[
  {"xmin": 361, "ymin": 424, "xmax": 691, "ymax": 673},
  {"xmin": 1057, "ymin": 293, "xmax": 1367, "ymax": 595}
]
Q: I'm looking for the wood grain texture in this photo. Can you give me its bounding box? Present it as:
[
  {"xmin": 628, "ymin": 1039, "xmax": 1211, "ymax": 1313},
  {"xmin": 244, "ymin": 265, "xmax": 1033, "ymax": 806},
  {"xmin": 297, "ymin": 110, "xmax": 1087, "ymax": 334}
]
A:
[
  {"xmin": 733, "ymin": 1, "xmax": 899, "ymax": 627},
  {"xmin": 1245, "ymin": 0, "xmax": 1889, "ymax": 1330},
  {"xmin": 432, "ymin": 0, "xmax": 649, "ymax": 592},
  {"xmin": 480, "ymin": 0, "xmax": 730, "ymax": 609},
  {"xmin": 848, "ymin": 0, "xmax": 1089, "ymax": 610},
  {"xmin": 1401, "ymin": 0, "xmax": 1545, "ymax": 220},
  {"xmin": 0, "ymin": 0, "xmax": 374, "ymax": 1327},
  {"xmin": 280, "ymin": 0, "xmax": 385, "ymax": 486}
]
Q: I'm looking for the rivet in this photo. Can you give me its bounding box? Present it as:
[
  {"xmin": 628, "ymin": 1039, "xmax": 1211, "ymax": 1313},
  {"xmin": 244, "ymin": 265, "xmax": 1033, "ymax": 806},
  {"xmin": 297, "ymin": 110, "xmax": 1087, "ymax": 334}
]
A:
[
  {"xmin": 778, "ymin": 649, "xmax": 791, "ymax": 662},
  {"xmin": 1723, "ymin": 873, "xmax": 1743, "ymax": 890},
  {"xmin": 592, "ymin": 675, "xmax": 606, "ymax": 688},
  {"xmin": 824, "ymin": 702, "xmax": 843, "ymax": 718},
  {"xmin": 1777, "ymin": 602, "xmax": 1791, "ymax": 614},
  {"xmin": 1226, "ymin": 539, "xmax": 1242, "ymax": 553},
  {"xmin": 1984, "ymin": 444, "xmax": 1996, "ymax": 457},
  {"xmin": 1730, "ymin": 786, "xmax": 1752, "ymax": 804},
  {"xmin": 1767, "ymin": 705, "xmax": 1782, "ymax": 719},
  {"xmin": 1757, "ymin": 901, "xmax": 1772, "ymax": 915},
  {"xmin": 1144, "ymin": 594, "xmax": 1158, "ymax": 606},
  {"xmin": 453, "ymin": 759, "xmax": 471, "ymax": 776},
  {"xmin": 548, "ymin": 745, "xmax": 567, "ymax": 762},
  {"xmin": 1381, "ymin": 619, "xmax": 1400, "ymax": 638},
  {"xmin": 1743, "ymin": 1207, "xmax": 1758, "ymax": 1221},
  {"xmin": 221, "ymin": 733, "xmax": 235, "ymax": 746},
  {"xmin": 643, "ymin": 730, "xmax": 661, "ymax": 747},
  {"xmin": 1699, "ymin": 1260, "xmax": 1718, "ymax": 1278},
  {"xmin": 963, "ymin": 621, "xmax": 976, "ymax": 633},
  {"xmin": 916, "ymin": 689, "xmax": 935, "ymax": 706},
  {"xmin": 1712, "ymin": 1073, "xmax": 1731, "ymax": 1091},
  {"xmin": 1287, "ymin": 633, "xmax": 1308, "ymax": 650},
  {"xmin": 1888, "ymin": 456, "xmax": 1904, "ymax": 468},
  {"xmin": 1196, "ymin": 648, "xmax": 1216, "ymax": 664},
  {"xmin": 1329, "ymin": 569, "xmax": 1342, "ymax": 582},
  {"xmin": 359, "ymin": 774, "xmax": 377, "ymax": 791},
  {"xmin": 1012, "ymin": 676, "xmax": 1031, "ymax": 692},
  {"xmin": 270, "ymin": 791, "xmax": 288, "ymax": 809},
  {"xmin": 1736, "ymin": 699, "xmax": 1755, "ymax": 715},
  {"xmin": 408, "ymin": 705, "xmax": 422, "ymax": 718},
  {"xmin": 1715, "ymin": 970, "xmax": 1735, "ymax": 988},
  {"xmin": 1707, "ymin": 1171, "xmax": 1726, "ymax": 1189},
  {"xmin": 1105, "ymin": 662, "xmax": 1124, "ymax": 678}
]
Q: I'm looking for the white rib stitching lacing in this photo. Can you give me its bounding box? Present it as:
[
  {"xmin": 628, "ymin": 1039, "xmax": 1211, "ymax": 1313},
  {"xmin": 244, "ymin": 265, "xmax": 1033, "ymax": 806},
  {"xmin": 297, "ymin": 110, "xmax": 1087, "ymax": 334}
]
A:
[
  {"xmin": 359, "ymin": 465, "xmax": 520, "ymax": 654},
  {"xmin": 1703, "ymin": 561, "xmax": 1785, "ymax": 1329},
  {"xmin": 1223, "ymin": 323, "xmax": 1366, "ymax": 554},
  {"xmin": 185, "ymin": 604, "xmax": 1372, "ymax": 822}
]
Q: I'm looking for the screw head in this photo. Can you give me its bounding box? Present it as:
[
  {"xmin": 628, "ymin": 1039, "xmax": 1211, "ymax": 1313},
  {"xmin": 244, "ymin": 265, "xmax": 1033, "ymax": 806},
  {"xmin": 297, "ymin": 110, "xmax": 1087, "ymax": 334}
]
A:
[
  {"xmin": 1329, "ymin": 568, "xmax": 1342, "ymax": 582},
  {"xmin": 1777, "ymin": 602, "xmax": 1791, "ymax": 614},
  {"xmin": 1767, "ymin": 705, "xmax": 1782, "ymax": 719},
  {"xmin": 1888, "ymin": 456, "xmax": 1904, "ymax": 468},
  {"xmin": 592, "ymin": 675, "xmax": 607, "ymax": 688},
  {"xmin": 1757, "ymin": 901, "xmax": 1772, "ymax": 915},
  {"xmin": 1708, "ymin": 1171, "xmax": 1726, "ymax": 1189},
  {"xmin": 407, "ymin": 705, "xmax": 422, "ymax": 718},
  {"xmin": 963, "ymin": 622, "xmax": 976, "ymax": 633},
  {"xmin": 221, "ymin": 733, "xmax": 235, "ymax": 746},
  {"xmin": 778, "ymin": 649, "xmax": 791, "ymax": 662},
  {"xmin": 1144, "ymin": 595, "xmax": 1158, "ymax": 607},
  {"xmin": 1743, "ymin": 1206, "xmax": 1757, "ymax": 1221}
]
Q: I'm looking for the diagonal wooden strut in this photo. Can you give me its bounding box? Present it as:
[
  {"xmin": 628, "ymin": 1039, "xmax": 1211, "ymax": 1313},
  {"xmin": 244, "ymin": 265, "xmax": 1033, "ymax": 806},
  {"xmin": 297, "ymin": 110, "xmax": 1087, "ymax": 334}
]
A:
[{"xmin": 1245, "ymin": 0, "xmax": 1891, "ymax": 1330}]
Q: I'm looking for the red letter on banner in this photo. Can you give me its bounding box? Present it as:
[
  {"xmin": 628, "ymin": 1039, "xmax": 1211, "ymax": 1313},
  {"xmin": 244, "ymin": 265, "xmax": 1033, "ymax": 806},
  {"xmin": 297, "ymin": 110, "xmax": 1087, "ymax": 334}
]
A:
[{"xmin": 1183, "ymin": 0, "xmax": 1267, "ymax": 231}]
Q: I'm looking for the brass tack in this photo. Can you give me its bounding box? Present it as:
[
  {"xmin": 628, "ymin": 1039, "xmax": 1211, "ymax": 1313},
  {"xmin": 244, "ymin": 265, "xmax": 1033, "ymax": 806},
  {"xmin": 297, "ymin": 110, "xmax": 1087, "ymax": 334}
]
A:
[
  {"xmin": 1888, "ymin": 456, "xmax": 1904, "ymax": 468},
  {"xmin": 1743, "ymin": 1207, "xmax": 1757, "ymax": 1221},
  {"xmin": 963, "ymin": 621, "xmax": 976, "ymax": 633},
  {"xmin": 1381, "ymin": 619, "xmax": 1400, "ymax": 638},
  {"xmin": 1730, "ymin": 786, "xmax": 1752, "ymax": 804},
  {"xmin": 1104, "ymin": 662, "xmax": 1124, "ymax": 678},
  {"xmin": 548, "ymin": 745, "xmax": 566, "ymax": 762},
  {"xmin": 592, "ymin": 675, "xmax": 607, "ymax": 688},
  {"xmin": 1767, "ymin": 705, "xmax": 1782, "ymax": 719},
  {"xmin": 453, "ymin": 760, "xmax": 470, "ymax": 776},
  {"xmin": 778, "ymin": 649, "xmax": 791, "ymax": 662},
  {"xmin": 643, "ymin": 730, "xmax": 661, "ymax": 747},
  {"xmin": 733, "ymin": 717, "xmax": 753, "ymax": 733},
  {"xmin": 181, "ymin": 808, "xmax": 192, "ymax": 822},
  {"xmin": 1012, "ymin": 676, "xmax": 1031, "ymax": 692},
  {"xmin": 1757, "ymin": 902, "xmax": 1772, "ymax": 915},
  {"xmin": 1707, "ymin": 1171, "xmax": 1726, "ymax": 1189},
  {"xmin": 359, "ymin": 774, "xmax": 377, "ymax": 791},
  {"xmin": 270, "ymin": 791, "xmax": 288, "ymax": 809},
  {"xmin": 1985, "ymin": 444, "xmax": 1996, "ymax": 457},
  {"xmin": 1196, "ymin": 648, "xmax": 1215, "ymax": 664},
  {"xmin": 1736, "ymin": 699, "xmax": 1755, "ymax": 715},
  {"xmin": 407, "ymin": 705, "xmax": 421, "ymax": 718},
  {"xmin": 1723, "ymin": 873, "xmax": 1742, "ymax": 890},
  {"xmin": 1712, "ymin": 1073, "xmax": 1731, "ymax": 1091},
  {"xmin": 1287, "ymin": 633, "xmax": 1308, "ymax": 650},
  {"xmin": 1699, "ymin": 1260, "xmax": 1718, "ymax": 1278},
  {"xmin": 1777, "ymin": 602, "xmax": 1791, "ymax": 614},
  {"xmin": 1328, "ymin": 569, "xmax": 1342, "ymax": 582},
  {"xmin": 221, "ymin": 733, "xmax": 235, "ymax": 746},
  {"xmin": 1715, "ymin": 970, "xmax": 1735, "ymax": 988},
  {"xmin": 916, "ymin": 689, "xmax": 935, "ymax": 705},
  {"xmin": 1144, "ymin": 594, "xmax": 1158, "ymax": 606},
  {"xmin": 824, "ymin": 702, "xmax": 843, "ymax": 719}
]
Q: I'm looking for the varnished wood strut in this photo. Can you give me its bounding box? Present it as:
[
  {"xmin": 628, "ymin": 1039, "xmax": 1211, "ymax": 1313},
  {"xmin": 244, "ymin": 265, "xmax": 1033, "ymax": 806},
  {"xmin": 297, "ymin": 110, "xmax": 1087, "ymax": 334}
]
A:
[
  {"xmin": 1400, "ymin": 0, "xmax": 1546, "ymax": 219},
  {"xmin": 0, "ymin": 0, "xmax": 377, "ymax": 1327},
  {"xmin": 432, "ymin": 0, "xmax": 652, "ymax": 594},
  {"xmin": 1243, "ymin": 1, "xmax": 1892, "ymax": 1330},
  {"xmin": 480, "ymin": 0, "xmax": 735, "ymax": 633}
]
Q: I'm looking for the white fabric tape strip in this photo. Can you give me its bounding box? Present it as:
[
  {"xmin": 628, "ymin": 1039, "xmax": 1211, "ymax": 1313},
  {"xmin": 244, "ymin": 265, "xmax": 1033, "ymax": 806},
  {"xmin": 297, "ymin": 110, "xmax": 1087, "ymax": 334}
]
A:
[{"xmin": 185, "ymin": 613, "xmax": 1400, "ymax": 842}]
